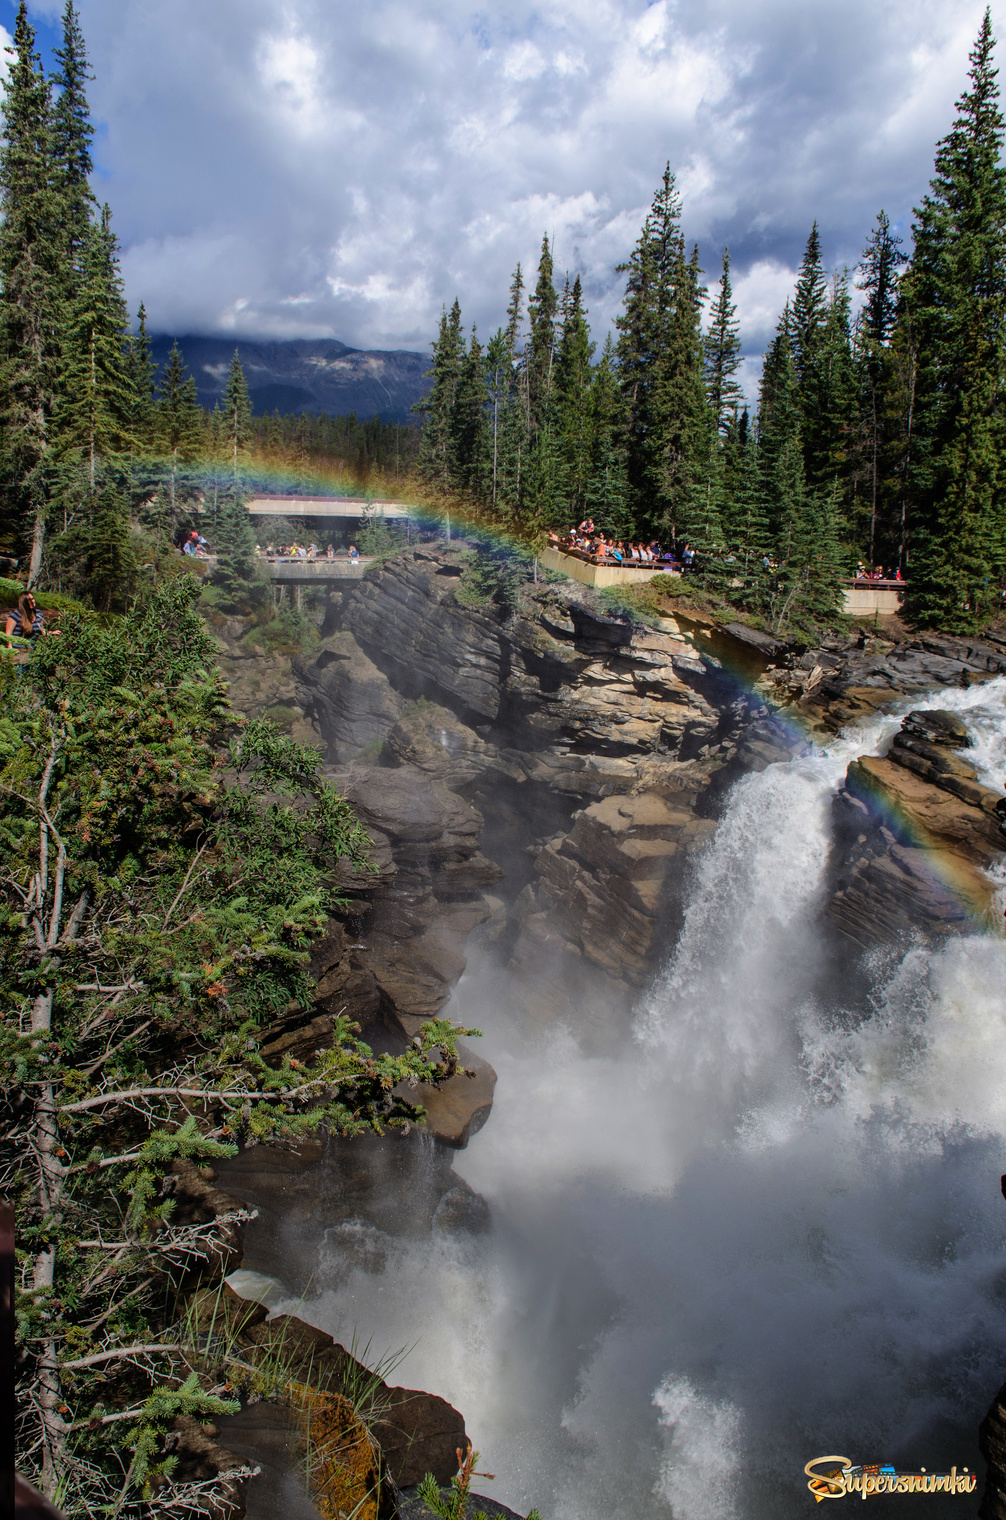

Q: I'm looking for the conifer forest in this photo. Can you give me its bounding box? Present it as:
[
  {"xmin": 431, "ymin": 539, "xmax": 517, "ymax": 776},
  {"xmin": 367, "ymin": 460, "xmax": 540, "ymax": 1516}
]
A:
[
  {"xmin": 1, "ymin": 2, "xmax": 1005, "ymax": 633},
  {"xmin": 6, "ymin": 1, "xmax": 1006, "ymax": 1516}
]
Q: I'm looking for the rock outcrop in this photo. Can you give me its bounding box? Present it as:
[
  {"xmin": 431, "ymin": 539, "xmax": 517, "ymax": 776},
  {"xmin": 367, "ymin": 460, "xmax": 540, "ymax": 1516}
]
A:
[
  {"xmin": 508, "ymin": 768, "xmax": 717, "ymax": 1037},
  {"xmin": 288, "ymin": 549, "xmax": 802, "ymax": 1035},
  {"xmin": 760, "ymin": 630, "xmax": 1006, "ymax": 729},
  {"xmin": 827, "ymin": 709, "xmax": 1005, "ymax": 944},
  {"xmin": 257, "ymin": 763, "xmax": 502, "ymax": 1146}
]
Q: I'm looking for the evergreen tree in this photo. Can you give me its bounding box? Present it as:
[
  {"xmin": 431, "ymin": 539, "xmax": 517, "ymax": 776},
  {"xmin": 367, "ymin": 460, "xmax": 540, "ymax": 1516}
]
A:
[
  {"xmin": 211, "ymin": 487, "xmax": 259, "ymax": 609},
  {"xmin": 554, "ymin": 273, "xmax": 595, "ymax": 522},
  {"xmin": 220, "ymin": 349, "xmax": 253, "ymax": 484},
  {"xmin": 902, "ymin": 8, "xmax": 1006, "ymax": 629},
  {"xmin": 494, "ymin": 264, "xmax": 528, "ymax": 517},
  {"xmin": 792, "ymin": 223, "xmax": 829, "ymax": 393},
  {"xmin": 54, "ymin": 206, "xmax": 134, "ymax": 492},
  {"xmin": 125, "ymin": 301, "xmax": 157, "ymax": 451},
  {"xmin": 451, "ymin": 326, "xmax": 489, "ymax": 495},
  {"xmin": 526, "ymin": 234, "xmax": 558, "ymax": 431},
  {"xmin": 86, "ymin": 476, "xmax": 136, "ymax": 611},
  {"xmin": 855, "ymin": 212, "xmax": 907, "ymax": 564},
  {"xmin": 815, "ymin": 270, "xmax": 857, "ymax": 488},
  {"xmin": 858, "ymin": 210, "xmax": 905, "ymax": 347},
  {"xmin": 704, "ymin": 246, "xmax": 743, "ymax": 434},
  {"xmin": 504, "ymin": 261, "xmax": 524, "ymax": 357},
  {"xmin": 616, "ymin": 168, "xmax": 711, "ymax": 534},
  {"xmin": 156, "ymin": 342, "xmax": 202, "ymax": 515},
  {"xmin": 0, "ymin": 1, "xmax": 62, "ymax": 581},
  {"xmin": 584, "ymin": 335, "xmax": 632, "ymax": 536},
  {"xmin": 757, "ymin": 303, "xmax": 802, "ymax": 538},
  {"xmin": 792, "ymin": 223, "xmax": 854, "ymax": 487},
  {"xmin": 722, "ymin": 419, "xmax": 772, "ymax": 598},
  {"xmin": 483, "ymin": 328, "xmax": 510, "ymax": 511},
  {"xmin": 414, "ymin": 300, "xmax": 463, "ymax": 487},
  {"xmin": 50, "ymin": 0, "xmax": 94, "ymax": 259},
  {"xmin": 776, "ymin": 478, "xmax": 847, "ymax": 627}
]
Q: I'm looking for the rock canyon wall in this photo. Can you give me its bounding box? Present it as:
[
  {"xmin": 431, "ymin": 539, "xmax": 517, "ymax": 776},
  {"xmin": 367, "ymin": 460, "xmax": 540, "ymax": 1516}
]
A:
[{"xmin": 206, "ymin": 550, "xmax": 1006, "ymax": 1517}]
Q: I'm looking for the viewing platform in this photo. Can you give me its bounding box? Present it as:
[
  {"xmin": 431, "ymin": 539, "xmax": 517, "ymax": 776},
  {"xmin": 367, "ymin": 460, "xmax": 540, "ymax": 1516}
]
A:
[
  {"xmin": 841, "ymin": 579, "xmax": 905, "ymax": 615},
  {"xmin": 262, "ymin": 556, "xmax": 374, "ymax": 581},
  {"xmin": 540, "ymin": 546, "xmax": 678, "ymax": 587}
]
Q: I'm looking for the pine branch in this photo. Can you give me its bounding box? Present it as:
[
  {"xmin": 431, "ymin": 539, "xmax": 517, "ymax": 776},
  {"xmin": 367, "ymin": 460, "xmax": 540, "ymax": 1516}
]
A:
[{"xmin": 61, "ymin": 1343, "xmax": 184, "ymax": 1371}]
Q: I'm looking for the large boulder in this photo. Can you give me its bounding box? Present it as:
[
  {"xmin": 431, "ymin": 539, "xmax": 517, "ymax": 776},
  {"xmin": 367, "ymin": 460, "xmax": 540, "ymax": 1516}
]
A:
[{"xmin": 826, "ymin": 710, "xmax": 1005, "ymax": 944}]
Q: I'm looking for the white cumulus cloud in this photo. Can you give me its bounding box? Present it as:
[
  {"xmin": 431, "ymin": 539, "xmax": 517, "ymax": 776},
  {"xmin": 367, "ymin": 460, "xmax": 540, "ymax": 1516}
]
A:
[{"xmin": 33, "ymin": 0, "xmax": 994, "ymax": 369}]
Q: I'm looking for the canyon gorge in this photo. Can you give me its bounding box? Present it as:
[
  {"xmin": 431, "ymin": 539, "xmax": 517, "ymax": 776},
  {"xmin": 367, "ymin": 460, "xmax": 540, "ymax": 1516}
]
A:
[{"xmin": 193, "ymin": 548, "xmax": 1006, "ymax": 1519}]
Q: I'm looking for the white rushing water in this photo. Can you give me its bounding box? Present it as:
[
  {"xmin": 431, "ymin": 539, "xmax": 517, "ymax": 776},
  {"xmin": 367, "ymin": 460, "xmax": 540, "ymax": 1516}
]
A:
[{"xmin": 277, "ymin": 679, "xmax": 1006, "ymax": 1519}]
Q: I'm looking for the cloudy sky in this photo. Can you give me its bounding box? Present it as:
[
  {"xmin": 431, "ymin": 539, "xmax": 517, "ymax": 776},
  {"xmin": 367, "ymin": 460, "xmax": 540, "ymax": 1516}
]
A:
[{"xmin": 4, "ymin": 0, "xmax": 997, "ymax": 380}]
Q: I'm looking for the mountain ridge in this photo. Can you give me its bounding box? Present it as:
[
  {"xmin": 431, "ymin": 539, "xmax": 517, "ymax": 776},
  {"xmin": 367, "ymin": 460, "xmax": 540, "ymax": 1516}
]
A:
[{"xmin": 149, "ymin": 333, "xmax": 431, "ymax": 423}]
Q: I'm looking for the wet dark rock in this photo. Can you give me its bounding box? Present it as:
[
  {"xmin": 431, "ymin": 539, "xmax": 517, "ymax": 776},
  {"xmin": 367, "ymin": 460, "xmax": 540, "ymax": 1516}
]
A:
[
  {"xmin": 397, "ymin": 1490, "xmax": 531, "ymax": 1520},
  {"xmin": 294, "ymin": 631, "xmax": 405, "ymax": 761},
  {"xmin": 432, "ymin": 1182, "xmax": 492, "ymax": 1235},
  {"xmin": 901, "ymin": 708, "xmax": 972, "ymax": 747},
  {"xmin": 979, "ymin": 1378, "xmax": 1006, "ymax": 1519},
  {"xmin": 722, "ymin": 621, "xmax": 787, "ymax": 657}
]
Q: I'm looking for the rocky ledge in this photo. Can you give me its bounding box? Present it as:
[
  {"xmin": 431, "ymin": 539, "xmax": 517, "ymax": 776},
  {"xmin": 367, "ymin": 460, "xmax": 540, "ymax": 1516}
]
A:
[{"xmin": 828, "ymin": 708, "xmax": 1005, "ymax": 944}]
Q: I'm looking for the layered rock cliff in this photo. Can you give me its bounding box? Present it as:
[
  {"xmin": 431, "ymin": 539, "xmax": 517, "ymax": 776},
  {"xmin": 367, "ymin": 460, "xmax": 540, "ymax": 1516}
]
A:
[{"xmin": 289, "ymin": 549, "xmax": 798, "ymax": 1042}]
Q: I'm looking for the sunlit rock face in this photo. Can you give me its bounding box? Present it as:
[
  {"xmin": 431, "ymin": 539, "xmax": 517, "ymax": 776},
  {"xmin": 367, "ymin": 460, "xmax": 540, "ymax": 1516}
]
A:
[
  {"xmin": 828, "ymin": 706, "xmax": 1006, "ymax": 945},
  {"xmin": 290, "ymin": 548, "xmax": 796, "ymax": 1041}
]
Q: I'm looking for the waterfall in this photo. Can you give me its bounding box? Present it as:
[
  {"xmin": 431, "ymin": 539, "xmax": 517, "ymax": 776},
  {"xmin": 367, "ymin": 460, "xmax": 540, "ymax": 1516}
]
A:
[{"xmin": 273, "ymin": 678, "xmax": 1006, "ymax": 1519}]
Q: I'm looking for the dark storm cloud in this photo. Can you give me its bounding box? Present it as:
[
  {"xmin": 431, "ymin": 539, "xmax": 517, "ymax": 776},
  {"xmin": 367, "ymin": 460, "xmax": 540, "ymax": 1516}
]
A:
[{"xmin": 21, "ymin": 0, "xmax": 995, "ymax": 366}]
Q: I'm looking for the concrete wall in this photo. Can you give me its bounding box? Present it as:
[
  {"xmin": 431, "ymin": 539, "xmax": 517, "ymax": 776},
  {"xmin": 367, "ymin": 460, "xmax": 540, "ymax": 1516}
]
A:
[
  {"xmin": 841, "ymin": 584, "xmax": 903, "ymax": 615},
  {"xmin": 541, "ymin": 547, "xmax": 678, "ymax": 588}
]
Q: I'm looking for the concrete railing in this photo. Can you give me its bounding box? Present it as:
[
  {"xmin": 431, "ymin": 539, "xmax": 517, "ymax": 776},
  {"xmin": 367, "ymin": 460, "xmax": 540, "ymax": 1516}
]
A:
[{"xmin": 841, "ymin": 580, "xmax": 905, "ymax": 615}]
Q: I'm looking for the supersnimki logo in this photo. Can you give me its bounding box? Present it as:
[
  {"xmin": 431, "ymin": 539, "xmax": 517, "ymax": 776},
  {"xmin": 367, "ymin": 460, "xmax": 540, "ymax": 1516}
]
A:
[{"xmin": 804, "ymin": 1456, "xmax": 977, "ymax": 1501}]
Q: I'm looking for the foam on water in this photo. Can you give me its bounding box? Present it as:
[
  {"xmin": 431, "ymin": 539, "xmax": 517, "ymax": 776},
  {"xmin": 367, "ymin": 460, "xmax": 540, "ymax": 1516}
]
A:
[{"xmin": 276, "ymin": 678, "xmax": 1006, "ymax": 1518}]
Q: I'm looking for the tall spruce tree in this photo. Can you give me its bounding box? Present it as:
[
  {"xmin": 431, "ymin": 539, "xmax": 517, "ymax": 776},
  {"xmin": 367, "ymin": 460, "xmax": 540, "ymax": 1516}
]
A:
[
  {"xmin": 414, "ymin": 300, "xmax": 463, "ymax": 487},
  {"xmin": 483, "ymin": 328, "xmax": 510, "ymax": 511},
  {"xmin": 815, "ymin": 271, "xmax": 857, "ymax": 489},
  {"xmin": 496, "ymin": 264, "xmax": 528, "ymax": 516},
  {"xmin": 450, "ymin": 326, "xmax": 489, "ymax": 496},
  {"xmin": 0, "ymin": 2, "xmax": 62, "ymax": 581},
  {"xmin": 55, "ymin": 206, "xmax": 135, "ymax": 493},
  {"xmin": 125, "ymin": 301, "xmax": 157, "ymax": 452},
  {"xmin": 50, "ymin": 1, "xmax": 94, "ymax": 259},
  {"xmin": 616, "ymin": 168, "xmax": 710, "ymax": 535},
  {"xmin": 902, "ymin": 8, "xmax": 1006, "ymax": 629},
  {"xmin": 704, "ymin": 247, "xmax": 743, "ymax": 434},
  {"xmin": 526, "ymin": 236, "xmax": 558, "ymax": 428},
  {"xmin": 584, "ymin": 334, "xmax": 631, "ymax": 536},
  {"xmin": 554, "ymin": 274, "xmax": 594, "ymax": 523},
  {"xmin": 156, "ymin": 342, "xmax": 202, "ymax": 516},
  {"xmin": 757, "ymin": 303, "xmax": 803, "ymax": 539},
  {"xmin": 220, "ymin": 349, "xmax": 253, "ymax": 484},
  {"xmin": 855, "ymin": 212, "xmax": 907, "ymax": 564}
]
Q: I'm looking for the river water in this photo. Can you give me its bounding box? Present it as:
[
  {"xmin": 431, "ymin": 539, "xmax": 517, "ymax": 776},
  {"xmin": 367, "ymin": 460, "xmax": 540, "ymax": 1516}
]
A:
[{"xmin": 266, "ymin": 680, "xmax": 1006, "ymax": 1518}]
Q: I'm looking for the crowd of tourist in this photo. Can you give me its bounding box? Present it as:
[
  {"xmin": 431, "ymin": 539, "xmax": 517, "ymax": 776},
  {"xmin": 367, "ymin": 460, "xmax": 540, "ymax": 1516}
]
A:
[
  {"xmin": 182, "ymin": 530, "xmax": 211, "ymax": 558},
  {"xmin": 256, "ymin": 542, "xmax": 360, "ymax": 563},
  {"xmin": 854, "ymin": 562, "xmax": 903, "ymax": 583},
  {"xmin": 548, "ymin": 519, "xmax": 687, "ymax": 569}
]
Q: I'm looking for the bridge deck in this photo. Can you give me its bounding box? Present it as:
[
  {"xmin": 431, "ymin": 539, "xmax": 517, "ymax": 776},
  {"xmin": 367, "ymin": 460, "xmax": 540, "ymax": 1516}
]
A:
[{"xmin": 247, "ymin": 495, "xmax": 411, "ymax": 519}]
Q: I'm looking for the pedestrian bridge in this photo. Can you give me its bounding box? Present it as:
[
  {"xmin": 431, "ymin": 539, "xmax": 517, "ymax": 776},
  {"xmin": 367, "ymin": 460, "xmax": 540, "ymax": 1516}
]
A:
[
  {"xmin": 262, "ymin": 557, "xmax": 375, "ymax": 582},
  {"xmin": 247, "ymin": 494, "xmax": 411, "ymax": 520}
]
